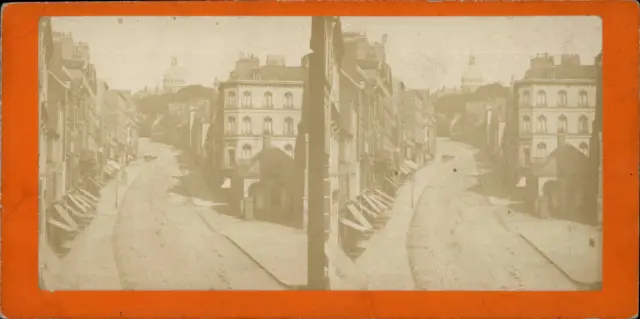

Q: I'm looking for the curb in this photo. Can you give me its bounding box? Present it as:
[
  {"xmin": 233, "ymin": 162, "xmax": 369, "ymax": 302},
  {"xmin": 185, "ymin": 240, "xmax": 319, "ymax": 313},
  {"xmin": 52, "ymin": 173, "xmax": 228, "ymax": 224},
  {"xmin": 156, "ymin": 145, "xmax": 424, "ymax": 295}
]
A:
[
  {"xmin": 474, "ymin": 154, "xmax": 601, "ymax": 289},
  {"xmin": 194, "ymin": 210, "xmax": 304, "ymax": 290},
  {"xmin": 178, "ymin": 157, "xmax": 304, "ymax": 290}
]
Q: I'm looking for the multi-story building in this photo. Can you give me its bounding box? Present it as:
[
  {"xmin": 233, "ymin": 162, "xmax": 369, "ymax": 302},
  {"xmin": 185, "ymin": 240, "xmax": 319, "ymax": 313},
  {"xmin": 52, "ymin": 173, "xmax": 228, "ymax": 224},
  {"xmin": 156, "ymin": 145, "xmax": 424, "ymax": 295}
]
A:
[
  {"xmin": 513, "ymin": 53, "xmax": 598, "ymax": 219},
  {"xmin": 103, "ymin": 90, "xmax": 135, "ymax": 165},
  {"xmin": 393, "ymin": 78, "xmax": 409, "ymax": 169},
  {"xmin": 218, "ymin": 54, "xmax": 304, "ymax": 171},
  {"xmin": 400, "ymin": 89, "xmax": 428, "ymax": 166},
  {"xmin": 515, "ymin": 53, "xmax": 597, "ymax": 167},
  {"xmin": 342, "ymin": 32, "xmax": 396, "ymax": 189}
]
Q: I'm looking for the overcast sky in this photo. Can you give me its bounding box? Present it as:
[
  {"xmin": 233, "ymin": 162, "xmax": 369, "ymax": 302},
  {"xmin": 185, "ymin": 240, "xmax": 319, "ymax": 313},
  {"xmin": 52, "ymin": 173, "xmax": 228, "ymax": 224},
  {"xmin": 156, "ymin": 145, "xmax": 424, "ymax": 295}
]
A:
[{"xmin": 50, "ymin": 16, "xmax": 602, "ymax": 92}]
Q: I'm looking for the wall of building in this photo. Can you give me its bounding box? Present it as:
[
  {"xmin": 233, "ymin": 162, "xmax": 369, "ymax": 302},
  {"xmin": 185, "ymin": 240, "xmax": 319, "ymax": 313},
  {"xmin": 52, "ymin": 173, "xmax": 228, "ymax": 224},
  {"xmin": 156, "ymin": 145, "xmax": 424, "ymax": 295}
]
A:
[
  {"xmin": 222, "ymin": 84, "xmax": 304, "ymax": 110},
  {"xmin": 516, "ymin": 82, "xmax": 596, "ymax": 165}
]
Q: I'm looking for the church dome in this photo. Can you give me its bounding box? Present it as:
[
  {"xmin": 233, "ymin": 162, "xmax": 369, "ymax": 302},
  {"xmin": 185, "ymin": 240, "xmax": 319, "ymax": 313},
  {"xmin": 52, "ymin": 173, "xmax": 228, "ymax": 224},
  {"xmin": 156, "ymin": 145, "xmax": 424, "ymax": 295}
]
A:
[
  {"xmin": 163, "ymin": 57, "xmax": 187, "ymax": 92},
  {"xmin": 461, "ymin": 55, "xmax": 484, "ymax": 92}
]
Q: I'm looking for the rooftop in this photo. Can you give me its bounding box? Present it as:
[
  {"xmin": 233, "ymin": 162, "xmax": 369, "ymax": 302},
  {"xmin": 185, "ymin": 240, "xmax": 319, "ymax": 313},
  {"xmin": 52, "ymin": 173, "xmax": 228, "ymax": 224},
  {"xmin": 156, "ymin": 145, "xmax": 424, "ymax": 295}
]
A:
[{"xmin": 228, "ymin": 65, "xmax": 305, "ymax": 82}]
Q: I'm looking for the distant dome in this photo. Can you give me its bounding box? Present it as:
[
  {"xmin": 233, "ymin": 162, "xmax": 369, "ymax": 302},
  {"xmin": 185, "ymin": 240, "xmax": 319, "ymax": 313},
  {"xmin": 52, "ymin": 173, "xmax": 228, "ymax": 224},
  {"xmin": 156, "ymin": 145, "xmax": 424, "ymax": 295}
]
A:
[
  {"xmin": 461, "ymin": 55, "xmax": 484, "ymax": 92},
  {"xmin": 163, "ymin": 57, "xmax": 187, "ymax": 93}
]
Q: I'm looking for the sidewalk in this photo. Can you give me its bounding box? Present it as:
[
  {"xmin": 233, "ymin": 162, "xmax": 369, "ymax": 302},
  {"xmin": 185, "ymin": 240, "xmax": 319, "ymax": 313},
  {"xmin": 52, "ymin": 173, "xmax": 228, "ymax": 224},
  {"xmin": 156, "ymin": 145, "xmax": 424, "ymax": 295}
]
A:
[
  {"xmin": 476, "ymin": 152, "xmax": 602, "ymax": 286},
  {"xmin": 183, "ymin": 164, "xmax": 368, "ymax": 289},
  {"xmin": 495, "ymin": 209, "xmax": 601, "ymax": 285},
  {"xmin": 41, "ymin": 162, "xmax": 144, "ymax": 290},
  {"xmin": 354, "ymin": 158, "xmax": 443, "ymax": 290}
]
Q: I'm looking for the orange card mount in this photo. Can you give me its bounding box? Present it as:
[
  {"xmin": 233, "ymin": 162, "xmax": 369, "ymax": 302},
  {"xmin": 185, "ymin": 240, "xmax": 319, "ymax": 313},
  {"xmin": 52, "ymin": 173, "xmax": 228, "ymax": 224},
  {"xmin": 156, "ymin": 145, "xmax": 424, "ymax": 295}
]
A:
[{"xmin": 1, "ymin": 1, "xmax": 638, "ymax": 319}]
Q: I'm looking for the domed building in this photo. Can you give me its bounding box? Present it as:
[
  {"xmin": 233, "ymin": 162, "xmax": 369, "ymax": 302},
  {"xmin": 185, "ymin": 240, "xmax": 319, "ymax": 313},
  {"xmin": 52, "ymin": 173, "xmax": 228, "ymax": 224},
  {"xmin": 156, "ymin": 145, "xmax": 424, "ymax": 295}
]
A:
[
  {"xmin": 461, "ymin": 55, "xmax": 484, "ymax": 93},
  {"xmin": 162, "ymin": 57, "xmax": 187, "ymax": 93}
]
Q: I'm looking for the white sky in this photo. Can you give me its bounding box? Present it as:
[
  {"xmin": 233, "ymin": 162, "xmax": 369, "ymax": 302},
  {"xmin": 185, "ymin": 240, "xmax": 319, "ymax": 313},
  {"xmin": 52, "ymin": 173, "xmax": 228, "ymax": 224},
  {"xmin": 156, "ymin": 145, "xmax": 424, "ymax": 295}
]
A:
[{"xmin": 50, "ymin": 16, "xmax": 602, "ymax": 92}]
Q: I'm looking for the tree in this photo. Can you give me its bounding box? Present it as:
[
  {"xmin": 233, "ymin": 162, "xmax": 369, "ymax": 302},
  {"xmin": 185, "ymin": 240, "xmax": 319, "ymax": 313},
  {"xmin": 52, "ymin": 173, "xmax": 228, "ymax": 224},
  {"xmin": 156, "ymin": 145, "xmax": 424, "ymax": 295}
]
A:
[{"xmin": 174, "ymin": 85, "xmax": 215, "ymax": 103}]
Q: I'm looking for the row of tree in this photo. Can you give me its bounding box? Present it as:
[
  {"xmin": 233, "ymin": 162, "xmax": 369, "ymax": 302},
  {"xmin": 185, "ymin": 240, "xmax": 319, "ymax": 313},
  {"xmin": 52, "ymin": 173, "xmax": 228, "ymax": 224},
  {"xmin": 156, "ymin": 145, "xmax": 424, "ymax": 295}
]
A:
[
  {"xmin": 133, "ymin": 84, "xmax": 216, "ymax": 118},
  {"xmin": 432, "ymin": 82, "xmax": 511, "ymax": 139}
]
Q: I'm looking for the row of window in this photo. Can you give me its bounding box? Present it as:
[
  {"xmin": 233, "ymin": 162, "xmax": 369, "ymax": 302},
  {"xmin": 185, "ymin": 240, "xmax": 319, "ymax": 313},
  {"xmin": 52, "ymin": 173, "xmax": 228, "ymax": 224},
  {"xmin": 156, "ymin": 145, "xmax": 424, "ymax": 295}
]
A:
[
  {"xmin": 227, "ymin": 91, "xmax": 295, "ymax": 109},
  {"xmin": 521, "ymin": 114, "xmax": 590, "ymax": 134},
  {"xmin": 522, "ymin": 90, "xmax": 589, "ymax": 107},
  {"xmin": 226, "ymin": 116, "xmax": 296, "ymax": 136},
  {"xmin": 522, "ymin": 141, "xmax": 589, "ymax": 163}
]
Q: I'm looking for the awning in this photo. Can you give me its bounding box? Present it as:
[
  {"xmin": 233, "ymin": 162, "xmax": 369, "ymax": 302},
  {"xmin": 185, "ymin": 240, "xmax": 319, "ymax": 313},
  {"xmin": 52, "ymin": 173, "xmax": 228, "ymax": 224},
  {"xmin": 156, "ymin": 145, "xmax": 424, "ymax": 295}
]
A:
[
  {"xmin": 385, "ymin": 177, "xmax": 400, "ymax": 189},
  {"xmin": 67, "ymin": 194, "xmax": 90, "ymax": 214},
  {"xmin": 340, "ymin": 218, "xmax": 369, "ymax": 233},
  {"xmin": 107, "ymin": 159, "xmax": 121, "ymax": 171},
  {"xmin": 361, "ymin": 193, "xmax": 385, "ymax": 213},
  {"xmin": 103, "ymin": 166, "xmax": 116, "ymax": 175},
  {"xmin": 404, "ymin": 160, "xmax": 419, "ymax": 171},
  {"xmin": 346, "ymin": 204, "xmax": 373, "ymax": 230},
  {"xmin": 53, "ymin": 203, "xmax": 79, "ymax": 231},
  {"xmin": 221, "ymin": 177, "xmax": 231, "ymax": 189},
  {"xmin": 369, "ymin": 191, "xmax": 393, "ymax": 206},
  {"xmin": 374, "ymin": 189, "xmax": 394, "ymax": 203},
  {"xmin": 353, "ymin": 200, "xmax": 378, "ymax": 218},
  {"xmin": 80, "ymin": 189, "xmax": 99, "ymax": 202}
]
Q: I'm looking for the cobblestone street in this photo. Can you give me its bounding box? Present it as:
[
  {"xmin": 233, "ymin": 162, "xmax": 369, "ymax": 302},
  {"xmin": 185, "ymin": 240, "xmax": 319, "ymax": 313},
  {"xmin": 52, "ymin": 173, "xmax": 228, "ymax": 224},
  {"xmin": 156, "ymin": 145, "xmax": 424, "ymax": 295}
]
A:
[
  {"xmin": 45, "ymin": 138, "xmax": 283, "ymax": 290},
  {"xmin": 407, "ymin": 139, "xmax": 579, "ymax": 290}
]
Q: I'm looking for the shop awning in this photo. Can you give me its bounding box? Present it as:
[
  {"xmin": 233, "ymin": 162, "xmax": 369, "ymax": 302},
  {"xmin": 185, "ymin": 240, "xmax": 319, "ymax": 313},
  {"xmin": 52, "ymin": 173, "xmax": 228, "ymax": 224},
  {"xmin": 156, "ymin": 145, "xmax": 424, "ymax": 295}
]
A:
[
  {"xmin": 374, "ymin": 189, "xmax": 394, "ymax": 203},
  {"xmin": 107, "ymin": 159, "xmax": 121, "ymax": 171},
  {"xmin": 369, "ymin": 191, "xmax": 393, "ymax": 206},
  {"xmin": 53, "ymin": 203, "xmax": 79, "ymax": 231},
  {"xmin": 366, "ymin": 193, "xmax": 389, "ymax": 210},
  {"xmin": 340, "ymin": 218, "xmax": 369, "ymax": 233},
  {"xmin": 404, "ymin": 160, "xmax": 419, "ymax": 171},
  {"xmin": 67, "ymin": 194, "xmax": 91, "ymax": 214},
  {"xmin": 80, "ymin": 189, "xmax": 99, "ymax": 202},
  {"xmin": 385, "ymin": 177, "xmax": 400, "ymax": 189},
  {"xmin": 346, "ymin": 204, "xmax": 373, "ymax": 230},
  {"xmin": 361, "ymin": 193, "xmax": 385, "ymax": 213},
  {"xmin": 352, "ymin": 200, "xmax": 378, "ymax": 219}
]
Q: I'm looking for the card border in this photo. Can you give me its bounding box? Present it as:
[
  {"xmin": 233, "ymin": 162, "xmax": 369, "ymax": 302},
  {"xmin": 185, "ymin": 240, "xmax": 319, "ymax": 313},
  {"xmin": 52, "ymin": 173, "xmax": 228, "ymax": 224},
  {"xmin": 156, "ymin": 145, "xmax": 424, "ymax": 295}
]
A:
[{"xmin": 2, "ymin": 1, "xmax": 638, "ymax": 318}]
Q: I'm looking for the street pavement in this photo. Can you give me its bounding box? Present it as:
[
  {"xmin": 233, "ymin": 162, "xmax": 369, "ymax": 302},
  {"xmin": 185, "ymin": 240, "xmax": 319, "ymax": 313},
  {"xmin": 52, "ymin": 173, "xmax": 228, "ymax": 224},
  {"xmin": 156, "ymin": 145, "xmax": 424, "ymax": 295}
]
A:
[
  {"xmin": 407, "ymin": 138, "xmax": 579, "ymax": 290},
  {"xmin": 112, "ymin": 138, "xmax": 283, "ymax": 290},
  {"xmin": 494, "ymin": 209, "xmax": 601, "ymax": 285},
  {"xmin": 44, "ymin": 138, "xmax": 283, "ymax": 290}
]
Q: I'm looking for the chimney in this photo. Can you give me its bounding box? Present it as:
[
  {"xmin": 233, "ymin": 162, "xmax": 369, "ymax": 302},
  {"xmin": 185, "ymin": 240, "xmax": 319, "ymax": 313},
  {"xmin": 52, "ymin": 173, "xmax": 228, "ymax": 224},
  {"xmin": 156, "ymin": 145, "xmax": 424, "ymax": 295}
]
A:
[
  {"xmin": 262, "ymin": 131, "xmax": 272, "ymax": 150},
  {"xmin": 557, "ymin": 133, "xmax": 566, "ymax": 148}
]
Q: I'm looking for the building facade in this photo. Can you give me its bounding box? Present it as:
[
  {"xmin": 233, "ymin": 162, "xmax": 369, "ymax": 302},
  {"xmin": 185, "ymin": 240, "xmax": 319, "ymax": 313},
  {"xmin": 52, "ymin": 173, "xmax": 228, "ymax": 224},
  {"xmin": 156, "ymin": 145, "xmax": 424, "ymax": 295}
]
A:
[
  {"xmin": 218, "ymin": 55, "xmax": 304, "ymax": 172},
  {"xmin": 515, "ymin": 54, "xmax": 597, "ymax": 168},
  {"xmin": 513, "ymin": 53, "xmax": 598, "ymax": 220}
]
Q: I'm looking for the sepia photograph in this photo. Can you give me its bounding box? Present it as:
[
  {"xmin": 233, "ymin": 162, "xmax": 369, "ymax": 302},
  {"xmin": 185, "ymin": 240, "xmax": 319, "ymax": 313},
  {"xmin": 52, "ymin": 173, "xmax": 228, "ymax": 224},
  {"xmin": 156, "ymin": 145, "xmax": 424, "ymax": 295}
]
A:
[{"xmin": 38, "ymin": 15, "xmax": 603, "ymax": 291}]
